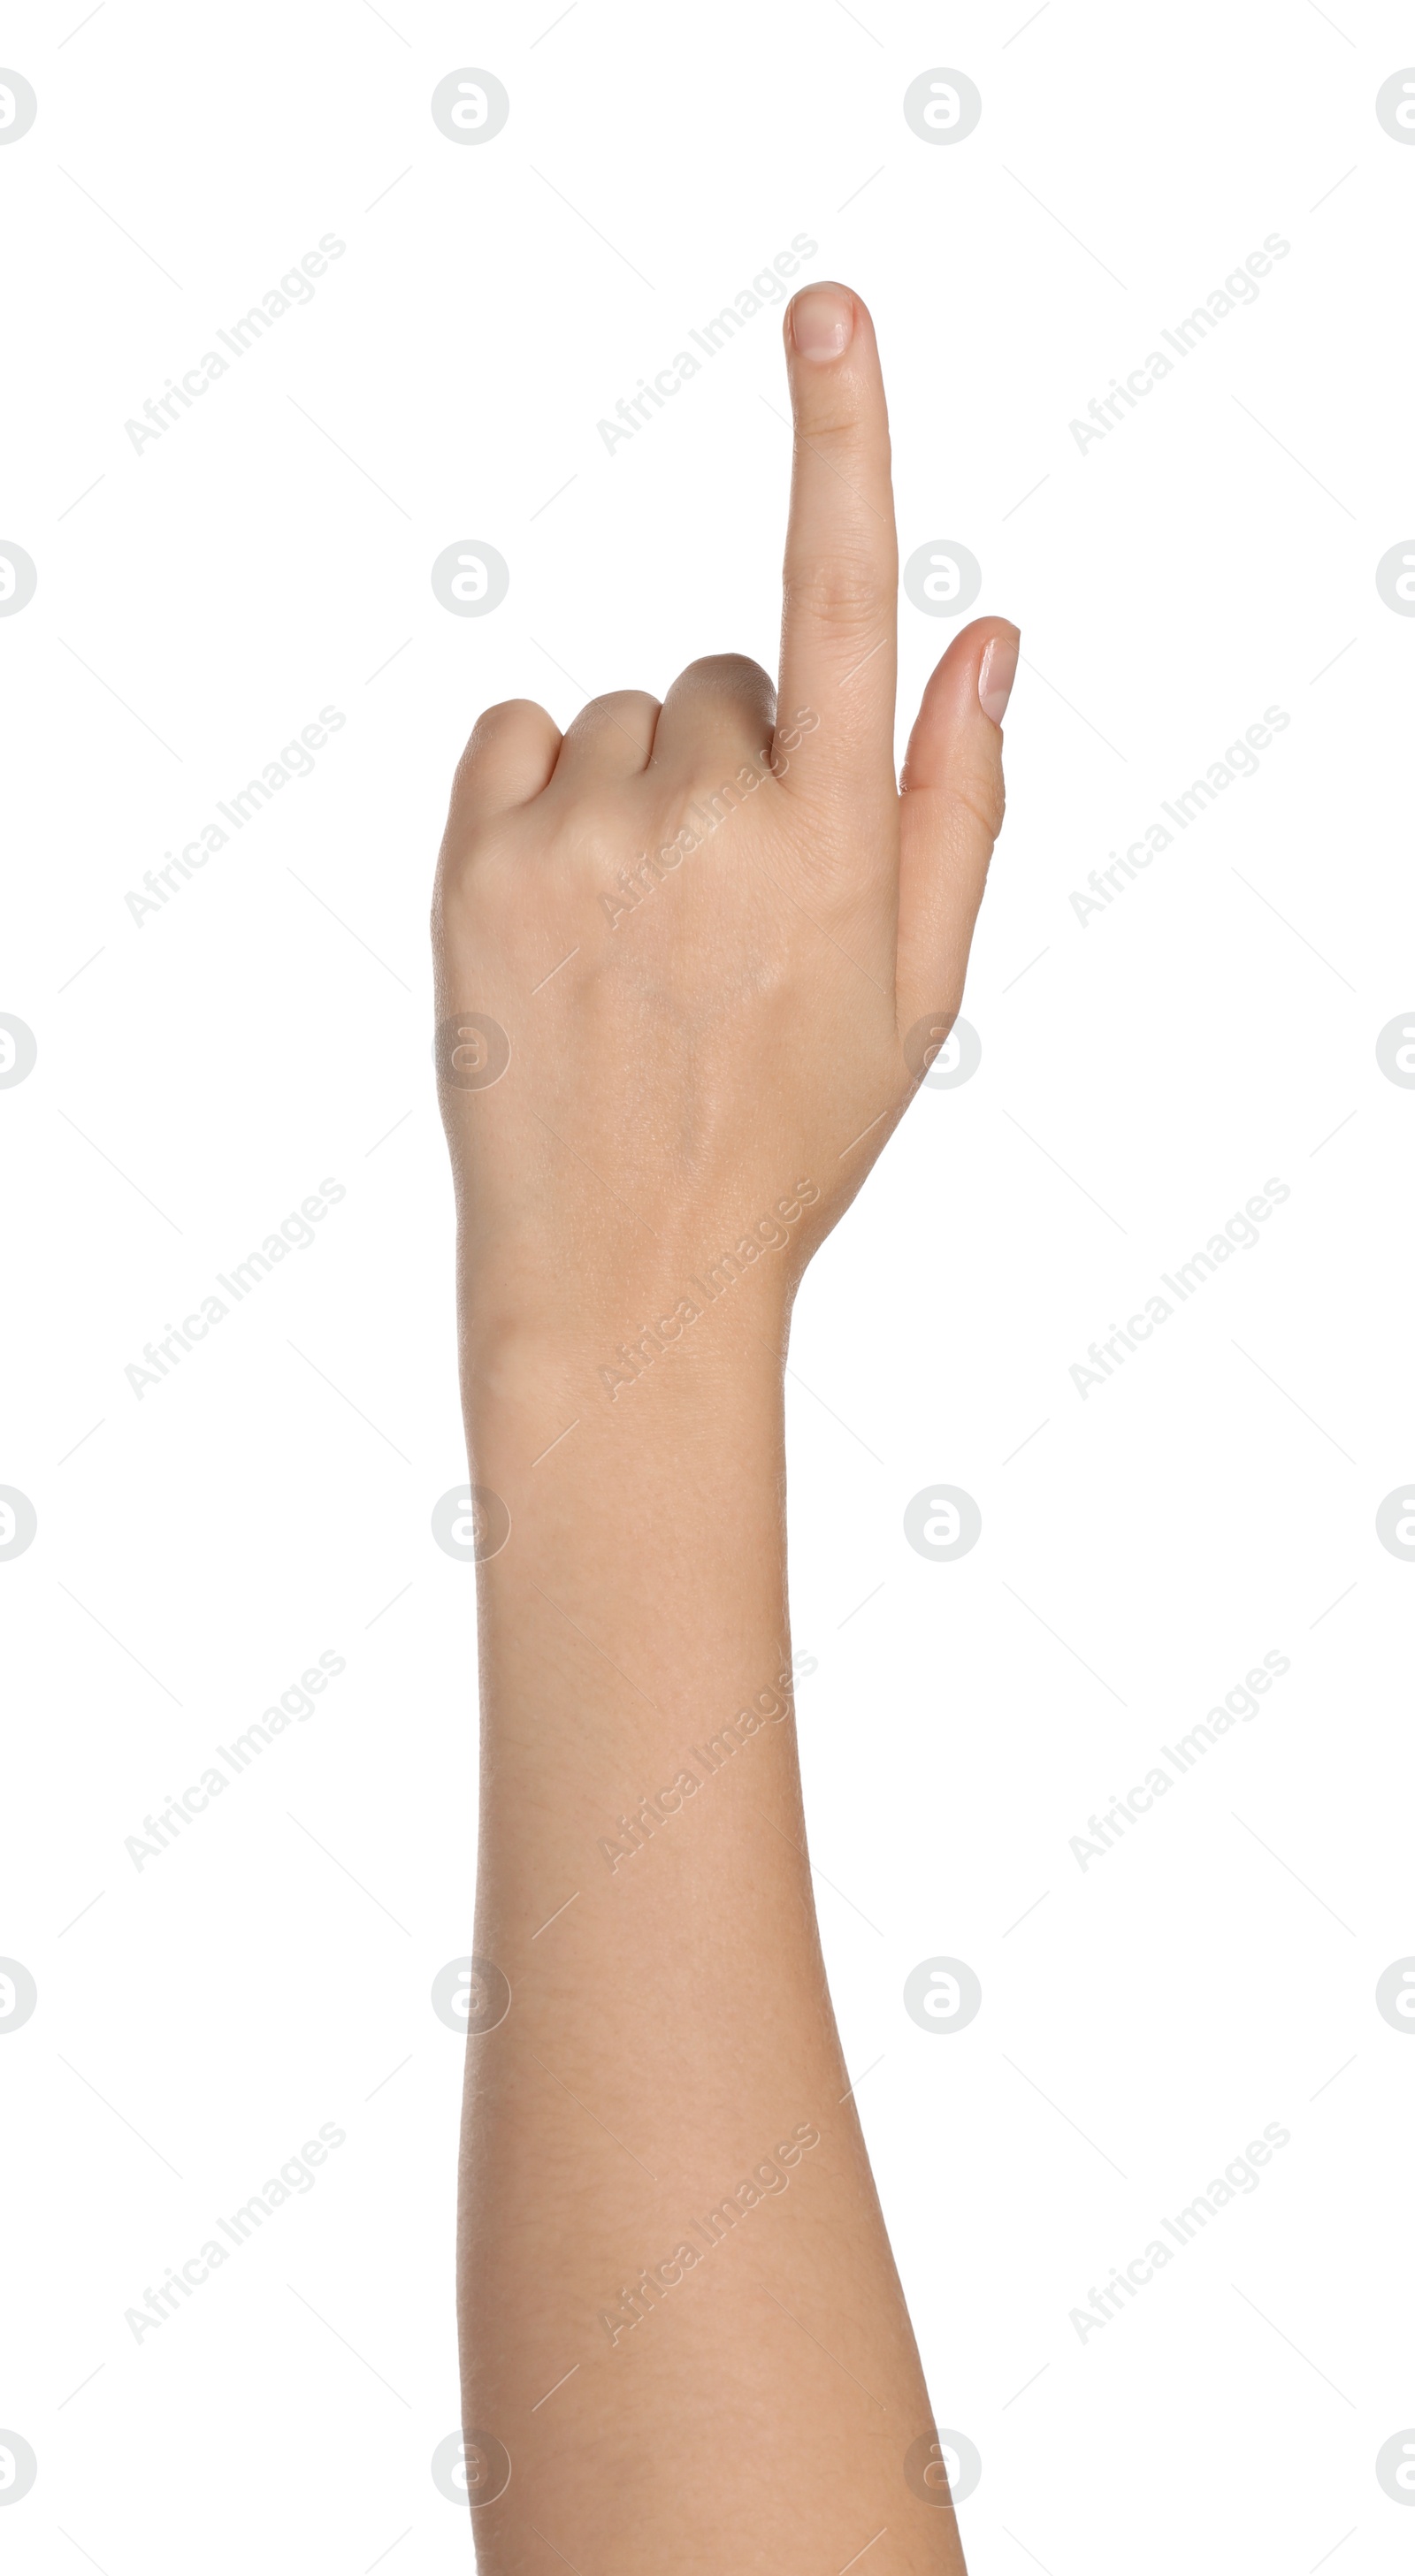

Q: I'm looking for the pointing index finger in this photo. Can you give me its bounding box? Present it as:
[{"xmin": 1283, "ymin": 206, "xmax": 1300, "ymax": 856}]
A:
[{"xmin": 775, "ymin": 283, "xmax": 899, "ymax": 799}]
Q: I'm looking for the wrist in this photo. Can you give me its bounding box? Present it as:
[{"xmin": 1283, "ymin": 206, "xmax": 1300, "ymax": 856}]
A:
[
  {"xmin": 464, "ymin": 1324, "xmax": 785, "ymax": 1492},
  {"xmin": 464, "ymin": 1327, "xmax": 792, "ymax": 1754},
  {"xmin": 458, "ymin": 1269, "xmax": 792, "ymax": 1442}
]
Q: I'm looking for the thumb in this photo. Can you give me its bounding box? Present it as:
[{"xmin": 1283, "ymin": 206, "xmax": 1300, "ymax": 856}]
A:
[{"xmin": 894, "ymin": 618, "xmax": 1018, "ymax": 1063}]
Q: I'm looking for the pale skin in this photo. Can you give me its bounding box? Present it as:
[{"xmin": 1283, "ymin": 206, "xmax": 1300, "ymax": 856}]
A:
[{"xmin": 432, "ymin": 282, "xmax": 1017, "ymax": 2573}]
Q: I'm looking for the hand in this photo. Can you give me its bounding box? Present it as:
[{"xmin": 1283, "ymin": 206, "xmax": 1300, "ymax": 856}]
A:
[{"xmin": 432, "ymin": 280, "xmax": 1017, "ymax": 1392}]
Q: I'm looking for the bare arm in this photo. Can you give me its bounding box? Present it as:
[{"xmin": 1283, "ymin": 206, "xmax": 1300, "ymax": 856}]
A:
[{"xmin": 433, "ymin": 281, "xmax": 1016, "ymax": 2573}]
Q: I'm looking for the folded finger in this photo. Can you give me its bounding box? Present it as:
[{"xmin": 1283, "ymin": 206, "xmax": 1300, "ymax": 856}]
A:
[
  {"xmin": 651, "ymin": 653, "xmax": 776, "ymax": 775},
  {"xmin": 549, "ymin": 689, "xmax": 661, "ymax": 785},
  {"xmin": 447, "ymin": 699, "xmax": 562, "ymax": 825}
]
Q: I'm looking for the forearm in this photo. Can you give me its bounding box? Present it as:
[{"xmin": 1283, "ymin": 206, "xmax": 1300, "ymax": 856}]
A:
[{"xmin": 457, "ymin": 1322, "xmax": 965, "ymax": 2571}]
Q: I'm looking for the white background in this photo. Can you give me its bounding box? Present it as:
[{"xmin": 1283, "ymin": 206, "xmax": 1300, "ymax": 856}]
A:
[{"xmin": 4, "ymin": 1, "xmax": 1414, "ymax": 2567}]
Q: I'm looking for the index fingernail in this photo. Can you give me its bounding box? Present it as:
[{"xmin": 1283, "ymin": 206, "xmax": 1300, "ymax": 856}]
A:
[{"xmin": 790, "ymin": 285, "xmax": 854, "ymax": 362}]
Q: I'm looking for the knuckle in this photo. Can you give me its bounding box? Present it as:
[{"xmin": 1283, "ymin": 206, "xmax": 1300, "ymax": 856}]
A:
[
  {"xmin": 453, "ymin": 701, "xmax": 554, "ymax": 803},
  {"xmin": 462, "ymin": 698, "xmax": 548, "ymax": 761},
  {"xmin": 576, "ymin": 688, "xmax": 658, "ymax": 727},
  {"xmin": 945, "ymin": 761, "xmax": 1006, "ymax": 845},
  {"xmin": 783, "ymin": 559, "xmax": 890, "ymax": 635},
  {"xmin": 673, "ymin": 652, "xmax": 774, "ymax": 693},
  {"xmin": 795, "ymin": 409, "xmax": 892, "ymax": 464}
]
